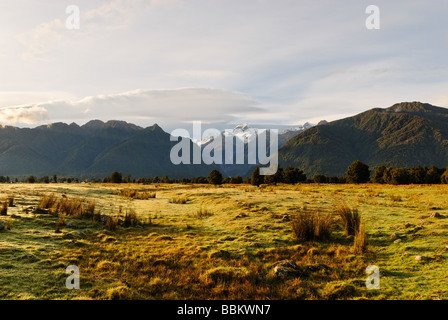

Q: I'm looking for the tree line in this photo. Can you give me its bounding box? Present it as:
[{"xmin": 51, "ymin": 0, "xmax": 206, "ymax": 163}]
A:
[{"xmin": 7, "ymin": 160, "xmax": 448, "ymax": 185}]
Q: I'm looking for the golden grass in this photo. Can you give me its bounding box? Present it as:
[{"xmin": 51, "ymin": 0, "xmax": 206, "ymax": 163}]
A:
[{"xmin": 1, "ymin": 182, "xmax": 448, "ymax": 300}]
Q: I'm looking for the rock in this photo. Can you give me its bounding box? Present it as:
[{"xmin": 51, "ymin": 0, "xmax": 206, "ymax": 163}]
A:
[
  {"xmin": 394, "ymin": 239, "xmax": 402, "ymax": 244},
  {"xmin": 390, "ymin": 232, "xmax": 402, "ymax": 240},
  {"xmin": 247, "ymin": 242, "xmax": 261, "ymax": 247},
  {"xmin": 32, "ymin": 208, "xmax": 51, "ymax": 215},
  {"xmin": 209, "ymin": 250, "xmax": 231, "ymax": 259},
  {"xmin": 306, "ymin": 264, "xmax": 331, "ymax": 273},
  {"xmin": 430, "ymin": 212, "xmax": 441, "ymax": 218},
  {"xmin": 273, "ymin": 260, "xmax": 301, "ymax": 278},
  {"xmin": 0, "ymin": 221, "xmax": 5, "ymax": 231},
  {"xmin": 18, "ymin": 253, "xmax": 36, "ymax": 261},
  {"xmin": 415, "ymin": 255, "xmax": 423, "ymax": 262},
  {"xmin": 66, "ymin": 221, "xmax": 79, "ymax": 228}
]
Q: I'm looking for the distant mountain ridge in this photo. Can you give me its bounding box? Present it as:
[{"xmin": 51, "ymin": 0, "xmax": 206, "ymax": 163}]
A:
[
  {"xmin": 0, "ymin": 120, "xmax": 216, "ymax": 179},
  {"xmin": 279, "ymin": 102, "xmax": 448, "ymax": 177}
]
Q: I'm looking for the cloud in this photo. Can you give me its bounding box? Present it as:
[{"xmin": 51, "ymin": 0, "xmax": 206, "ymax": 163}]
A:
[
  {"xmin": 3, "ymin": 88, "xmax": 268, "ymax": 130},
  {"xmin": 0, "ymin": 105, "xmax": 49, "ymax": 125}
]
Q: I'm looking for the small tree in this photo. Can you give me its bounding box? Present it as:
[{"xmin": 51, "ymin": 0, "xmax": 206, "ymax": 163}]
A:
[
  {"xmin": 284, "ymin": 166, "xmax": 307, "ymax": 184},
  {"xmin": 110, "ymin": 171, "xmax": 122, "ymax": 183},
  {"xmin": 26, "ymin": 175, "xmax": 36, "ymax": 183},
  {"xmin": 372, "ymin": 166, "xmax": 386, "ymax": 184},
  {"xmin": 441, "ymin": 167, "xmax": 448, "ymax": 184},
  {"xmin": 230, "ymin": 175, "xmax": 243, "ymax": 184},
  {"xmin": 264, "ymin": 167, "xmax": 284, "ymax": 185},
  {"xmin": 346, "ymin": 160, "xmax": 370, "ymax": 184},
  {"xmin": 207, "ymin": 169, "xmax": 223, "ymax": 185},
  {"xmin": 251, "ymin": 167, "xmax": 264, "ymax": 186}
]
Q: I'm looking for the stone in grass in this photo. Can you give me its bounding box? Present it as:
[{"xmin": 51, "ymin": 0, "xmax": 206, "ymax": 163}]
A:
[
  {"xmin": 273, "ymin": 260, "xmax": 302, "ymax": 278},
  {"xmin": 18, "ymin": 253, "xmax": 37, "ymax": 261},
  {"xmin": 430, "ymin": 212, "xmax": 442, "ymax": 218},
  {"xmin": 415, "ymin": 255, "xmax": 424, "ymax": 262},
  {"xmin": 32, "ymin": 208, "xmax": 51, "ymax": 215},
  {"xmin": 390, "ymin": 232, "xmax": 402, "ymax": 240},
  {"xmin": 394, "ymin": 239, "xmax": 402, "ymax": 244},
  {"xmin": 66, "ymin": 221, "xmax": 79, "ymax": 228}
]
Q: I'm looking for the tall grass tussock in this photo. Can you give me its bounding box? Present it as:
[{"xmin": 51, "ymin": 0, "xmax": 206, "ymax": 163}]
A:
[{"xmin": 291, "ymin": 209, "xmax": 333, "ymax": 242}]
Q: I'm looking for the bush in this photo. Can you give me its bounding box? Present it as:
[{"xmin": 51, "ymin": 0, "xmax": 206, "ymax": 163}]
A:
[
  {"xmin": 291, "ymin": 209, "xmax": 333, "ymax": 242},
  {"xmin": 346, "ymin": 160, "xmax": 370, "ymax": 183},
  {"xmin": 335, "ymin": 205, "xmax": 361, "ymax": 236},
  {"xmin": 110, "ymin": 172, "xmax": 123, "ymax": 184},
  {"xmin": 251, "ymin": 167, "xmax": 264, "ymax": 186},
  {"xmin": 207, "ymin": 169, "xmax": 223, "ymax": 185}
]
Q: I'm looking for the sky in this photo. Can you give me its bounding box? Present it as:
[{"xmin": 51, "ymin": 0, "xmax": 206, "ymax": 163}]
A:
[{"xmin": 1, "ymin": 0, "xmax": 448, "ymax": 131}]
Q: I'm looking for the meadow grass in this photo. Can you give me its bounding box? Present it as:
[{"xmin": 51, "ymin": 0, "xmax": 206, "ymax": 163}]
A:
[{"xmin": 0, "ymin": 183, "xmax": 448, "ymax": 299}]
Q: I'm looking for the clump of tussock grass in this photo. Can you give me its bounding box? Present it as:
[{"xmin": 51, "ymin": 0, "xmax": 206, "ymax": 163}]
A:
[
  {"xmin": 7, "ymin": 195, "xmax": 15, "ymax": 207},
  {"xmin": 122, "ymin": 209, "xmax": 139, "ymax": 227},
  {"xmin": 291, "ymin": 209, "xmax": 333, "ymax": 242},
  {"xmin": 5, "ymin": 218, "xmax": 13, "ymax": 230},
  {"xmin": 170, "ymin": 196, "xmax": 188, "ymax": 204},
  {"xmin": 38, "ymin": 194, "xmax": 58, "ymax": 210},
  {"xmin": 353, "ymin": 222, "xmax": 367, "ymax": 254},
  {"xmin": 115, "ymin": 189, "xmax": 156, "ymax": 200},
  {"xmin": 37, "ymin": 194, "xmax": 96, "ymax": 219},
  {"xmin": 0, "ymin": 201, "xmax": 8, "ymax": 216},
  {"xmin": 201, "ymin": 267, "xmax": 250, "ymax": 284},
  {"xmin": 105, "ymin": 216, "xmax": 120, "ymax": 231},
  {"xmin": 195, "ymin": 207, "xmax": 213, "ymax": 218},
  {"xmin": 55, "ymin": 215, "xmax": 66, "ymax": 233},
  {"xmin": 335, "ymin": 204, "xmax": 361, "ymax": 237}
]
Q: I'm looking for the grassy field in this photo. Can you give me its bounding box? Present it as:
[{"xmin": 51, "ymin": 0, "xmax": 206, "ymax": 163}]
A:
[{"xmin": 1, "ymin": 182, "xmax": 448, "ymax": 300}]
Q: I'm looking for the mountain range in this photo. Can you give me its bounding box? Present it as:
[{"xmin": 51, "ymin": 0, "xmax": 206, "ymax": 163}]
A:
[
  {"xmin": 278, "ymin": 101, "xmax": 448, "ymax": 177},
  {"xmin": 1, "ymin": 101, "xmax": 447, "ymax": 180}
]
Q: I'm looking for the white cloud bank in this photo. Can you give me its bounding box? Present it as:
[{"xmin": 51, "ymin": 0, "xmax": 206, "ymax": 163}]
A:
[
  {"xmin": 0, "ymin": 105, "xmax": 49, "ymax": 125},
  {"xmin": 0, "ymin": 88, "xmax": 269, "ymax": 130}
]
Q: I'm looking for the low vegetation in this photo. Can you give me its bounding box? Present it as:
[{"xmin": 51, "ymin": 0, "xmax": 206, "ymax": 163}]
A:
[{"xmin": 1, "ymin": 182, "xmax": 448, "ymax": 300}]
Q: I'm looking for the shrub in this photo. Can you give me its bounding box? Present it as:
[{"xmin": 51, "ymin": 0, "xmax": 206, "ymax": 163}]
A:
[
  {"xmin": 207, "ymin": 169, "xmax": 223, "ymax": 185},
  {"xmin": 110, "ymin": 171, "xmax": 123, "ymax": 184},
  {"xmin": 251, "ymin": 167, "xmax": 264, "ymax": 186},
  {"xmin": 335, "ymin": 205, "xmax": 361, "ymax": 236},
  {"xmin": 346, "ymin": 160, "xmax": 370, "ymax": 183},
  {"xmin": 291, "ymin": 209, "xmax": 333, "ymax": 242}
]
